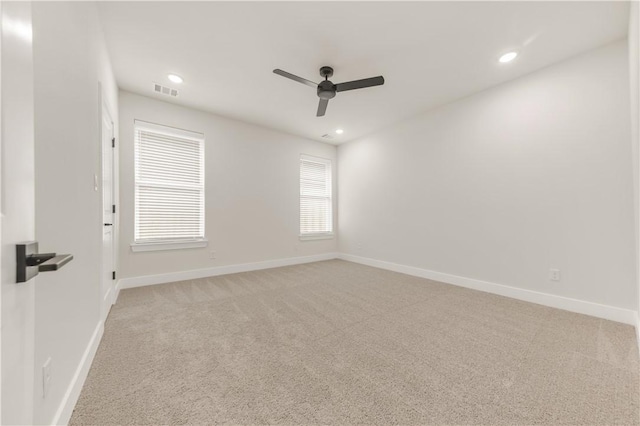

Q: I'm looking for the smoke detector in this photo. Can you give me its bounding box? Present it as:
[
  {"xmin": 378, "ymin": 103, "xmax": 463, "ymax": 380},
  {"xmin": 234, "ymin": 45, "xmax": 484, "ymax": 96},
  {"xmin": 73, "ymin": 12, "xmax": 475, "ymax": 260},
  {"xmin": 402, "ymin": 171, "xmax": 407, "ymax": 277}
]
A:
[{"xmin": 153, "ymin": 82, "xmax": 178, "ymax": 97}]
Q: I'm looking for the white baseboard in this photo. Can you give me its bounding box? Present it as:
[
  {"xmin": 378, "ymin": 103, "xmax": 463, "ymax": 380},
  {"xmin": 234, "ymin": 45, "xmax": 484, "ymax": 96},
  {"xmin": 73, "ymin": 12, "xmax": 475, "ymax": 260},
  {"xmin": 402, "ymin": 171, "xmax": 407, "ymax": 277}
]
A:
[
  {"xmin": 117, "ymin": 252, "xmax": 340, "ymax": 291},
  {"xmin": 339, "ymin": 253, "xmax": 638, "ymax": 326},
  {"xmin": 114, "ymin": 279, "xmax": 122, "ymax": 304},
  {"xmin": 115, "ymin": 250, "xmax": 638, "ymax": 334},
  {"xmin": 51, "ymin": 320, "xmax": 104, "ymax": 426},
  {"xmin": 635, "ymin": 312, "xmax": 640, "ymax": 351}
]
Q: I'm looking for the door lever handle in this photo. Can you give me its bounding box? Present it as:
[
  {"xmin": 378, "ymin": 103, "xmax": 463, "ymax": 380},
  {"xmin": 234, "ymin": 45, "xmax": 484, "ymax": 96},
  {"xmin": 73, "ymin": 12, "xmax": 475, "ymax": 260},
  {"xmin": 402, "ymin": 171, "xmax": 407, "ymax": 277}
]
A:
[
  {"xmin": 37, "ymin": 254, "xmax": 73, "ymax": 272},
  {"xmin": 104, "ymin": 223, "xmax": 113, "ymax": 226},
  {"xmin": 16, "ymin": 242, "xmax": 73, "ymax": 283}
]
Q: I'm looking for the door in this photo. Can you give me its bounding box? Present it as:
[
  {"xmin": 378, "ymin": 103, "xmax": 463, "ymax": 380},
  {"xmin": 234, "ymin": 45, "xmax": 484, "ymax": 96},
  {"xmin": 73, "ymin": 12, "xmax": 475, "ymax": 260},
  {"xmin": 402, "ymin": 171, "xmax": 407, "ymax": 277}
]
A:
[
  {"xmin": 1, "ymin": 2, "xmax": 36, "ymax": 424},
  {"xmin": 101, "ymin": 99, "xmax": 115, "ymax": 319}
]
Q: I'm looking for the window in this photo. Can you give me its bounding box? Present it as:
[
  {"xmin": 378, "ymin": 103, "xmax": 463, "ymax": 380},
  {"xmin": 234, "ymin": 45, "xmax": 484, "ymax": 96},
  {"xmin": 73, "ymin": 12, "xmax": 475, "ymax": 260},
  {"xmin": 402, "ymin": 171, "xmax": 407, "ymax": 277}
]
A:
[
  {"xmin": 300, "ymin": 155, "xmax": 333, "ymax": 239},
  {"xmin": 132, "ymin": 120, "xmax": 205, "ymax": 251}
]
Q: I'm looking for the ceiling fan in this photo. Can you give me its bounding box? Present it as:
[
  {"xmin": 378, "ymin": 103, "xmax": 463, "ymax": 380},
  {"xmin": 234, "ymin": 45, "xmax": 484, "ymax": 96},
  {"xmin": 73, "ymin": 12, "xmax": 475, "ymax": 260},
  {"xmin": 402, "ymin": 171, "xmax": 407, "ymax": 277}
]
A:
[{"xmin": 273, "ymin": 66, "xmax": 384, "ymax": 117}]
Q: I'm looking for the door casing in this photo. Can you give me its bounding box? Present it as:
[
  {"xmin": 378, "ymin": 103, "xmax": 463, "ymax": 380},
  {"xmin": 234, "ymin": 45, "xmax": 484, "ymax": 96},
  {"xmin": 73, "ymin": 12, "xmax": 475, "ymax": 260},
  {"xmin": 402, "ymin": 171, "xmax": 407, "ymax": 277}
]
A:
[{"xmin": 100, "ymin": 91, "xmax": 116, "ymax": 321}]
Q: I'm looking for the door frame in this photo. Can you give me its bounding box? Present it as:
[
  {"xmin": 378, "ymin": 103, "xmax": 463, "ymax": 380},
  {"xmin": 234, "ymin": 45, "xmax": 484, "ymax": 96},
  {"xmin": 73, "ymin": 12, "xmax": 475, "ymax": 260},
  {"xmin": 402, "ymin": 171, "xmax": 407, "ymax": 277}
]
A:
[
  {"xmin": 1, "ymin": 2, "xmax": 4, "ymax": 420},
  {"xmin": 99, "ymin": 83, "xmax": 116, "ymax": 321}
]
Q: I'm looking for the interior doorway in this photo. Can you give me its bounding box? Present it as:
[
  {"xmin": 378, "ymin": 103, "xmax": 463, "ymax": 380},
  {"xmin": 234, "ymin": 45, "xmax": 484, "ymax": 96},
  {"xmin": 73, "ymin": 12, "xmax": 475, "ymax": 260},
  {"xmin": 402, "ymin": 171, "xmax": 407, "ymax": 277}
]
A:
[{"xmin": 101, "ymin": 93, "xmax": 115, "ymax": 320}]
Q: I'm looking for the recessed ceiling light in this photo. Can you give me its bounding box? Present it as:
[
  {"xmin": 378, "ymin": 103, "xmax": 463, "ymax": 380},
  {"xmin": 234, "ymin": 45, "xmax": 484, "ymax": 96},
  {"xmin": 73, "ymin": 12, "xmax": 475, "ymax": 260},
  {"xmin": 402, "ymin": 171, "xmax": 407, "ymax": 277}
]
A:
[
  {"xmin": 168, "ymin": 74, "xmax": 183, "ymax": 84},
  {"xmin": 335, "ymin": 129, "xmax": 344, "ymax": 134},
  {"xmin": 499, "ymin": 52, "xmax": 518, "ymax": 63}
]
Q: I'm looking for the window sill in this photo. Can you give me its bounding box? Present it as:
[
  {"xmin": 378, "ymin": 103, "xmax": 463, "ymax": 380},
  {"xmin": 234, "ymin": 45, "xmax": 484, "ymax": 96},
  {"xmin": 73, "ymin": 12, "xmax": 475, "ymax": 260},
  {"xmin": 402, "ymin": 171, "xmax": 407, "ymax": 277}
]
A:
[
  {"xmin": 299, "ymin": 233, "xmax": 335, "ymax": 241},
  {"xmin": 130, "ymin": 239, "xmax": 208, "ymax": 252}
]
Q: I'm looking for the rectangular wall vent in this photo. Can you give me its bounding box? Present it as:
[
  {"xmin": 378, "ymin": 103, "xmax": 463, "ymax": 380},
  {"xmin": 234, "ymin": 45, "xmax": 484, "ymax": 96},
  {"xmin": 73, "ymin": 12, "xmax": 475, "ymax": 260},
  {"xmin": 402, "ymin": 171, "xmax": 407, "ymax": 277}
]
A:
[{"xmin": 153, "ymin": 83, "xmax": 179, "ymax": 97}]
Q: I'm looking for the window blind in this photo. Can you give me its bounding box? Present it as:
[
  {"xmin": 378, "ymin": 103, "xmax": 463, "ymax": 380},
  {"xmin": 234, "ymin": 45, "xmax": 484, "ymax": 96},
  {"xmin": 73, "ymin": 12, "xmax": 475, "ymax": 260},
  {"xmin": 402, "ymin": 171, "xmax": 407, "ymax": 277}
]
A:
[
  {"xmin": 134, "ymin": 121, "xmax": 204, "ymax": 243},
  {"xmin": 300, "ymin": 155, "xmax": 332, "ymax": 235}
]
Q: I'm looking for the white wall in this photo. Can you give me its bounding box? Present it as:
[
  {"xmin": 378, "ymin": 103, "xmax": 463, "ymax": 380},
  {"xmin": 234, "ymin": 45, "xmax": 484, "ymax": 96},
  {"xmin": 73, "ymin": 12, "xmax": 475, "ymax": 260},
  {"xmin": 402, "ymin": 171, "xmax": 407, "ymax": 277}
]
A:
[
  {"xmin": 119, "ymin": 91, "xmax": 337, "ymax": 280},
  {"xmin": 32, "ymin": 2, "xmax": 118, "ymax": 424},
  {"xmin": 339, "ymin": 40, "xmax": 637, "ymax": 311}
]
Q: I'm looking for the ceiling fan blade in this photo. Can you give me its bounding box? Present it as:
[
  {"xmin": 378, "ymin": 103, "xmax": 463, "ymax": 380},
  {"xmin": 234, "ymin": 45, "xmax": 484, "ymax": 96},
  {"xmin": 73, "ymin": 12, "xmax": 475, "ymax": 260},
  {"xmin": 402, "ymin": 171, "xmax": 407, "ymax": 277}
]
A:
[
  {"xmin": 316, "ymin": 99, "xmax": 328, "ymax": 117},
  {"xmin": 335, "ymin": 76, "xmax": 385, "ymax": 92},
  {"xmin": 273, "ymin": 69, "xmax": 317, "ymax": 88}
]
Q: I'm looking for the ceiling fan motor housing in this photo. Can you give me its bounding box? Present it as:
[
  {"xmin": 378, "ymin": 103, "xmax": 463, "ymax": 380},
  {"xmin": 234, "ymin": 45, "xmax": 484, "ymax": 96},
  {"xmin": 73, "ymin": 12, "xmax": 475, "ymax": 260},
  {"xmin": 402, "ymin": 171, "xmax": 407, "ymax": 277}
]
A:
[{"xmin": 317, "ymin": 80, "xmax": 336, "ymax": 100}]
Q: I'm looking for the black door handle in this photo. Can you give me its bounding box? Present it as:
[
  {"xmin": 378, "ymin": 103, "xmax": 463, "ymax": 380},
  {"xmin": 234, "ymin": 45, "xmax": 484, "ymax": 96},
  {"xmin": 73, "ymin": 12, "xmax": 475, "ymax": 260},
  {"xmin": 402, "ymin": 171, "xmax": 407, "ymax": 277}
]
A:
[
  {"xmin": 37, "ymin": 254, "xmax": 74, "ymax": 272},
  {"xmin": 16, "ymin": 242, "xmax": 74, "ymax": 283},
  {"xmin": 104, "ymin": 223, "xmax": 113, "ymax": 226}
]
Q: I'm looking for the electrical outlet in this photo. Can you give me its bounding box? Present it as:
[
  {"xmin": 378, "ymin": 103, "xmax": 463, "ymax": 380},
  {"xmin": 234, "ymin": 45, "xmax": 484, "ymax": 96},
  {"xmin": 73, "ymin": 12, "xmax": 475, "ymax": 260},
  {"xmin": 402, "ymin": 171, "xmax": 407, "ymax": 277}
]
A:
[
  {"xmin": 356, "ymin": 243, "xmax": 363, "ymax": 251},
  {"xmin": 209, "ymin": 251, "xmax": 216, "ymax": 260},
  {"xmin": 42, "ymin": 357, "xmax": 52, "ymax": 398},
  {"xmin": 549, "ymin": 268, "xmax": 561, "ymax": 282}
]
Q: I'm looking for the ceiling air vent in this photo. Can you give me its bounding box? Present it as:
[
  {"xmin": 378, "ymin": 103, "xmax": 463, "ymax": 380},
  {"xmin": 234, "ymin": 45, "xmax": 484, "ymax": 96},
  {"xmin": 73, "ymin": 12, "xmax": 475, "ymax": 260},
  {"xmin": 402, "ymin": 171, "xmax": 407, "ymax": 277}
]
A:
[
  {"xmin": 153, "ymin": 83, "xmax": 178, "ymax": 97},
  {"xmin": 321, "ymin": 134, "xmax": 334, "ymax": 140}
]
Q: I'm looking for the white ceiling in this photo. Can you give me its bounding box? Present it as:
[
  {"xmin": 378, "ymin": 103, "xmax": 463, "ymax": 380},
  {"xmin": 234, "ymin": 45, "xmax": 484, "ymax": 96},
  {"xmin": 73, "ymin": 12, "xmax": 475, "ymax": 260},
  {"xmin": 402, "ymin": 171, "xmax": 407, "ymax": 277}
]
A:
[{"xmin": 98, "ymin": 1, "xmax": 629, "ymax": 144}]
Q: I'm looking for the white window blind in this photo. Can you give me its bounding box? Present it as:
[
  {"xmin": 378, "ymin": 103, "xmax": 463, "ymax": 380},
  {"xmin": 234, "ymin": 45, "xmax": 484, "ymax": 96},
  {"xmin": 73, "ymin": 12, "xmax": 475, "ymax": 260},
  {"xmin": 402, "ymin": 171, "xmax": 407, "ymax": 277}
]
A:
[
  {"xmin": 300, "ymin": 155, "xmax": 333, "ymax": 236},
  {"xmin": 134, "ymin": 121, "xmax": 205, "ymax": 243}
]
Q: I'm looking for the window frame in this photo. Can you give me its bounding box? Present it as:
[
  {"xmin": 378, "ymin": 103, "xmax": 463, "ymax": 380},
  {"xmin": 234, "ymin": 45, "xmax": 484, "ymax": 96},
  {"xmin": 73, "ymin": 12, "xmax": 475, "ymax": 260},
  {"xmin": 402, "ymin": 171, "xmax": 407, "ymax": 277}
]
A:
[
  {"xmin": 130, "ymin": 120, "xmax": 207, "ymax": 252},
  {"xmin": 299, "ymin": 154, "xmax": 334, "ymax": 240}
]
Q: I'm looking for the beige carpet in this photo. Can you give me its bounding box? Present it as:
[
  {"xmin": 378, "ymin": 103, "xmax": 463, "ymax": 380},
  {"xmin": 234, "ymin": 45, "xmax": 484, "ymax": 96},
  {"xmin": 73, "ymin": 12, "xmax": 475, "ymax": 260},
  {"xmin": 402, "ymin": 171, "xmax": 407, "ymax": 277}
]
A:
[{"xmin": 71, "ymin": 260, "xmax": 639, "ymax": 425}]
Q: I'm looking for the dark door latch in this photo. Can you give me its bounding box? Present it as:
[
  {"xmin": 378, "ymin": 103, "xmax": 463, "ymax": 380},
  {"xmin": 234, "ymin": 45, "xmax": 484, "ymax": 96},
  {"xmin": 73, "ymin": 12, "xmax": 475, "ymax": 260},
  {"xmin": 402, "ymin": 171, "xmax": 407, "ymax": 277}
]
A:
[{"xmin": 16, "ymin": 242, "xmax": 73, "ymax": 283}]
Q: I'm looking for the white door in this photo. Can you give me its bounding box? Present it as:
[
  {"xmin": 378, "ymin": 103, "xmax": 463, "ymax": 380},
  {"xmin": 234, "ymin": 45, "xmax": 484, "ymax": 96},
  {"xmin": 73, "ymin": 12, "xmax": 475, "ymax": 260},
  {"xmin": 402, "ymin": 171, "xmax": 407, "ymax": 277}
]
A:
[
  {"xmin": 1, "ymin": 2, "xmax": 36, "ymax": 424},
  {"xmin": 101, "ymin": 100, "xmax": 115, "ymax": 319}
]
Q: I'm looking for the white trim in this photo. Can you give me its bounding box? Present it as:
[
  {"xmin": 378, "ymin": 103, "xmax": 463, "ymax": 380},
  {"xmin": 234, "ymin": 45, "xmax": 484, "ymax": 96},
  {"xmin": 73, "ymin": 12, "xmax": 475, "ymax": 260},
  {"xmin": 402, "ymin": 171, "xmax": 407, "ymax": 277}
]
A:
[
  {"xmin": 114, "ymin": 251, "xmax": 639, "ymax": 343},
  {"xmin": 100, "ymin": 85, "xmax": 116, "ymax": 325},
  {"xmin": 299, "ymin": 233, "xmax": 335, "ymax": 241},
  {"xmin": 635, "ymin": 312, "xmax": 640, "ymax": 352},
  {"xmin": 130, "ymin": 239, "xmax": 208, "ymax": 252},
  {"xmin": 338, "ymin": 253, "xmax": 638, "ymax": 326},
  {"xmin": 51, "ymin": 321, "xmax": 104, "ymax": 426},
  {"xmin": 117, "ymin": 252, "xmax": 339, "ymax": 290},
  {"xmin": 114, "ymin": 279, "xmax": 122, "ymax": 304},
  {"xmin": 300, "ymin": 154, "xmax": 331, "ymax": 166},
  {"xmin": 134, "ymin": 119, "xmax": 204, "ymax": 141}
]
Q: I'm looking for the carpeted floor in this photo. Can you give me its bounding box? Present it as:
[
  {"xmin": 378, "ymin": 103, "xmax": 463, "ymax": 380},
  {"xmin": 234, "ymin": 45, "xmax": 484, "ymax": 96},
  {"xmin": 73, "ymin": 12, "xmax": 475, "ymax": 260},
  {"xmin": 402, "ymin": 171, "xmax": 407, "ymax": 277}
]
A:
[{"xmin": 70, "ymin": 260, "xmax": 640, "ymax": 425}]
